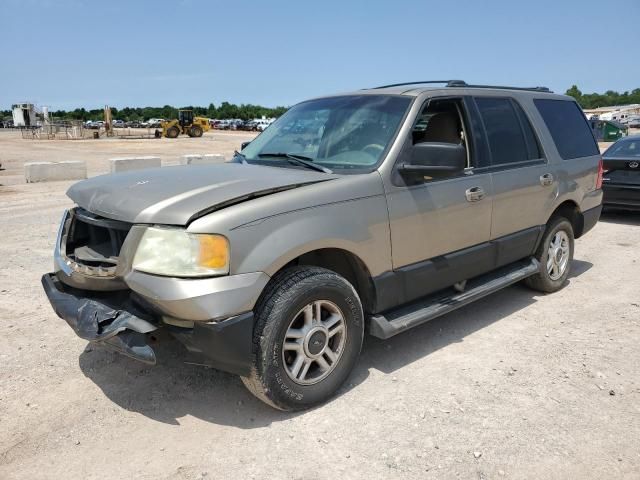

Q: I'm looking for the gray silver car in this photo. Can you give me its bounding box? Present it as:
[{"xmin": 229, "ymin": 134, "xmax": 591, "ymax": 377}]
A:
[{"xmin": 42, "ymin": 80, "xmax": 603, "ymax": 410}]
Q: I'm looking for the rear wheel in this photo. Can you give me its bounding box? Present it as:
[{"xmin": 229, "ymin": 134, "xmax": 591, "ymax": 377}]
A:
[
  {"xmin": 242, "ymin": 266, "xmax": 364, "ymax": 411},
  {"xmin": 165, "ymin": 126, "xmax": 180, "ymax": 138},
  {"xmin": 188, "ymin": 125, "xmax": 203, "ymax": 138},
  {"xmin": 525, "ymin": 217, "xmax": 574, "ymax": 293}
]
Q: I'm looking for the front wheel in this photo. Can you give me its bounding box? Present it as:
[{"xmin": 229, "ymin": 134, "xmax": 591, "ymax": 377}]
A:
[
  {"xmin": 242, "ymin": 266, "xmax": 364, "ymax": 411},
  {"xmin": 525, "ymin": 217, "xmax": 574, "ymax": 293}
]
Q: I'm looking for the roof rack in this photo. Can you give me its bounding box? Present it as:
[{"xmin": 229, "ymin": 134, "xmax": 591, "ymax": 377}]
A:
[
  {"xmin": 372, "ymin": 80, "xmax": 466, "ymax": 89},
  {"xmin": 373, "ymin": 80, "xmax": 552, "ymax": 93}
]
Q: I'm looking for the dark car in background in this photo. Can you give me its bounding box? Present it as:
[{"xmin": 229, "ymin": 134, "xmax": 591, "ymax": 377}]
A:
[
  {"xmin": 602, "ymin": 136, "xmax": 640, "ymax": 211},
  {"xmin": 238, "ymin": 120, "xmax": 259, "ymax": 131}
]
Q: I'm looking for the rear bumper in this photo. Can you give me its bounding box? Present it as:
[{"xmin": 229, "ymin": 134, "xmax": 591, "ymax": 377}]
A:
[
  {"xmin": 42, "ymin": 273, "xmax": 255, "ymax": 375},
  {"xmin": 580, "ymin": 204, "xmax": 602, "ymax": 236},
  {"xmin": 602, "ymin": 183, "xmax": 640, "ymax": 210}
]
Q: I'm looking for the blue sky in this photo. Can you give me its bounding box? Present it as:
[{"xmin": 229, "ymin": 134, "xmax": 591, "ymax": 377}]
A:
[{"xmin": 1, "ymin": 0, "xmax": 638, "ymax": 110}]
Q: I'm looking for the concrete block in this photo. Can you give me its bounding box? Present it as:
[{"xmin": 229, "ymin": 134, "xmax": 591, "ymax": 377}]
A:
[
  {"xmin": 110, "ymin": 156, "xmax": 161, "ymax": 173},
  {"xmin": 179, "ymin": 154, "xmax": 203, "ymax": 165},
  {"xmin": 24, "ymin": 161, "xmax": 87, "ymax": 183},
  {"xmin": 180, "ymin": 153, "xmax": 226, "ymax": 165}
]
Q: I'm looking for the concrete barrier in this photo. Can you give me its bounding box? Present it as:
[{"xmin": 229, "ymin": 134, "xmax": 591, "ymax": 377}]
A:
[
  {"xmin": 180, "ymin": 154, "xmax": 203, "ymax": 165},
  {"xmin": 110, "ymin": 156, "xmax": 161, "ymax": 173},
  {"xmin": 180, "ymin": 153, "xmax": 226, "ymax": 165},
  {"xmin": 24, "ymin": 161, "xmax": 87, "ymax": 183}
]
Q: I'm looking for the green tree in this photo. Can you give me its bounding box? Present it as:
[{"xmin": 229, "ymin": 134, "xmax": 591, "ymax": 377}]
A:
[
  {"xmin": 565, "ymin": 85, "xmax": 582, "ymax": 101},
  {"xmin": 1, "ymin": 101, "xmax": 290, "ymax": 122},
  {"xmin": 567, "ymin": 86, "xmax": 640, "ymax": 109}
]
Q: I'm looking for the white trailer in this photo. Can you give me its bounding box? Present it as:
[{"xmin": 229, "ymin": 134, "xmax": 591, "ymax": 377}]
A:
[{"xmin": 12, "ymin": 103, "xmax": 37, "ymax": 127}]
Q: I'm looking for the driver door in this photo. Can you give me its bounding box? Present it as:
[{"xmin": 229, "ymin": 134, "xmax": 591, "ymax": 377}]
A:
[{"xmin": 383, "ymin": 96, "xmax": 494, "ymax": 307}]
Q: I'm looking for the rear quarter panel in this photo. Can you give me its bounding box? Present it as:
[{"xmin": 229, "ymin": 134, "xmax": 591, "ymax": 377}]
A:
[{"xmin": 524, "ymin": 95, "xmax": 603, "ymax": 218}]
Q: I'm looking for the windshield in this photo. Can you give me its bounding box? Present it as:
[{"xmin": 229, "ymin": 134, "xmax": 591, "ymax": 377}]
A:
[{"xmin": 240, "ymin": 95, "xmax": 412, "ymax": 171}]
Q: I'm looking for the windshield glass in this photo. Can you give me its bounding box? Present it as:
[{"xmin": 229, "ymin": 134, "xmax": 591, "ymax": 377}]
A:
[{"xmin": 240, "ymin": 95, "xmax": 411, "ymax": 171}]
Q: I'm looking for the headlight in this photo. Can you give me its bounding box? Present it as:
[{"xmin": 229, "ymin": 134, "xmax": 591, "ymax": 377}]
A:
[{"xmin": 132, "ymin": 227, "xmax": 229, "ymax": 277}]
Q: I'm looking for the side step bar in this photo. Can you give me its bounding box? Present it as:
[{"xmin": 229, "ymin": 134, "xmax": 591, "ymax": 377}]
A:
[{"xmin": 368, "ymin": 258, "xmax": 540, "ymax": 339}]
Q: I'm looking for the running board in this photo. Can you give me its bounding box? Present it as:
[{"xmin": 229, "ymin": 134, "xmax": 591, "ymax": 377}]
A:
[{"xmin": 368, "ymin": 258, "xmax": 540, "ymax": 339}]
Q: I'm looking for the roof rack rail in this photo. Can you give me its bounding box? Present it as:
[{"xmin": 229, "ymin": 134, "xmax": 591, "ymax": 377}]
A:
[
  {"xmin": 373, "ymin": 80, "xmax": 552, "ymax": 93},
  {"xmin": 372, "ymin": 80, "xmax": 467, "ymax": 89},
  {"xmin": 457, "ymin": 83, "xmax": 552, "ymax": 93}
]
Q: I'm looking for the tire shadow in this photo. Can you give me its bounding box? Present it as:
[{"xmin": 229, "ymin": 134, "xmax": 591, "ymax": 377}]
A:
[{"xmin": 78, "ymin": 259, "xmax": 592, "ymax": 428}]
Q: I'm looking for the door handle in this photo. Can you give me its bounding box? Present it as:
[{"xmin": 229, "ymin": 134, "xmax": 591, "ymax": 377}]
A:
[
  {"xmin": 540, "ymin": 173, "xmax": 554, "ymax": 186},
  {"xmin": 465, "ymin": 186, "xmax": 485, "ymax": 202}
]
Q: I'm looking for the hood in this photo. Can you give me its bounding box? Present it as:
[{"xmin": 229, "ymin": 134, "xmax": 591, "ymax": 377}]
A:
[{"xmin": 67, "ymin": 163, "xmax": 334, "ymax": 225}]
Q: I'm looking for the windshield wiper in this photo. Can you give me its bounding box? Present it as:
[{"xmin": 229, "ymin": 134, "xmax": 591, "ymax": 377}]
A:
[{"xmin": 257, "ymin": 152, "xmax": 333, "ymax": 174}]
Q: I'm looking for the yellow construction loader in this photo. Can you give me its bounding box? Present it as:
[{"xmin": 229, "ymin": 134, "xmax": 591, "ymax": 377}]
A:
[{"xmin": 159, "ymin": 109, "xmax": 211, "ymax": 138}]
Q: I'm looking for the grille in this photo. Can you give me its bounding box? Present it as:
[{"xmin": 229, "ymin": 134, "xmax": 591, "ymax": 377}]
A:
[{"xmin": 63, "ymin": 208, "xmax": 132, "ymax": 277}]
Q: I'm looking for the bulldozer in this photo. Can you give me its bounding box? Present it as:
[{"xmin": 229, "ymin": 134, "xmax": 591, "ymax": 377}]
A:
[{"xmin": 159, "ymin": 109, "xmax": 211, "ymax": 138}]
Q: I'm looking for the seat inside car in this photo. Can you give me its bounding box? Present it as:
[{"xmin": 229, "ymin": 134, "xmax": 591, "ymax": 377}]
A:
[{"xmin": 418, "ymin": 111, "xmax": 462, "ymax": 144}]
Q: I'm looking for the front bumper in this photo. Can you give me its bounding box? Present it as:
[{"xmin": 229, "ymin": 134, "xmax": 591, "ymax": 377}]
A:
[
  {"xmin": 42, "ymin": 273, "xmax": 158, "ymax": 364},
  {"xmin": 42, "ymin": 273, "xmax": 256, "ymax": 375}
]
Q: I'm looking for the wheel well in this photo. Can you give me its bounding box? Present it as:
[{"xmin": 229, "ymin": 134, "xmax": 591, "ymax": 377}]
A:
[
  {"xmin": 284, "ymin": 248, "xmax": 376, "ymax": 314},
  {"xmin": 549, "ymin": 201, "xmax": 585, "ymax": 238}
]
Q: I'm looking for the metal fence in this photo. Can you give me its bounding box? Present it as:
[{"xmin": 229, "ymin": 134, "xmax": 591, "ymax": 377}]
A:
[
  {"xmin": 20, "ymin": 122, "xmax": 90, "ymax": 140},
  {"xmin": 19, "ymin": 123, "xmax": 159, "ymax": 140}
]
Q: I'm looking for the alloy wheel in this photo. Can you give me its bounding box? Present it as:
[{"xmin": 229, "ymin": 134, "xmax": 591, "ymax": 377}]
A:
[
  {"xmin": 547, "ymin": 230, "xmax": 570, "ymax": 280},
  {"xmin": 282, "ymin": 300, "xmax": 347, "ymax": 385}
]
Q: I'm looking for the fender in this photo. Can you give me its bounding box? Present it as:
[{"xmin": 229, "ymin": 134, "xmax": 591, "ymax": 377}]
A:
[{"xmin": 225, "ymin": 195, "xmax": 392, "ymax": 278}]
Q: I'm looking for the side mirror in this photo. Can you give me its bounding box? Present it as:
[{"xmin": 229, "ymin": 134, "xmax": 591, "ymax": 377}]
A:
[
  {"xmin": 240, "ymin": 141, "xmax": 251, "ymax": 150},
  {"xmin": 398, "ymin": 142, "xmax": 466, "ymax": 179}
]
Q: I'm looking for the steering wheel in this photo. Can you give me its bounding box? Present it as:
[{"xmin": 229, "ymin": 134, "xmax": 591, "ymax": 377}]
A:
[{"xmin": 362, "ymin": 144, "xmax": 384, "ymax": 156}]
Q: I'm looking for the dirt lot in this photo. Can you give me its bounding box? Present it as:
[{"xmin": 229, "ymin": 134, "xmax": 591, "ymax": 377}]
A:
[{"xmin": 1, "ymin": 131, "xmax": 639, "ymax": 479}]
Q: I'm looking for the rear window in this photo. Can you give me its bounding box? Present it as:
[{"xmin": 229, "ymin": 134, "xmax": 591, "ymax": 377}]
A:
[
  {"xmin": 604, "ymin": 139, "xmax": 640, "ymax": 158},
  {"xmin": 534, "ymin": 99, "xmax": 599, "ymax": 159}
]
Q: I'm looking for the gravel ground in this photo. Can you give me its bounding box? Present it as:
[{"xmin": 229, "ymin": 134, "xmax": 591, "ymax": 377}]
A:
[{"xmin": 0, "ymin": 132, "xmax": 639, "ymax": 479}]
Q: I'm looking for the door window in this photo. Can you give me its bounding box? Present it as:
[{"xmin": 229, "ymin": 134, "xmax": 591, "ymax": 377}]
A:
[
  {"xmin": 475, "ymin": 97, "xmax": 542, "ymax": 166},
  {"xmin": 412, "ymin": 97, "xmax": 471, "ymax": 168}
]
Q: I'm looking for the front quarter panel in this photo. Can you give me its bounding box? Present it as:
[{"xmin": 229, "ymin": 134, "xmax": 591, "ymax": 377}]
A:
[{"xmin": 188, "ymin": 172, "xmax": 392, "ymax": 278}]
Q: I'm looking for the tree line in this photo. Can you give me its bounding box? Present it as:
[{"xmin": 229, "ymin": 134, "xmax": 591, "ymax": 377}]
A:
[
  {"xmin": 565, "ymin": 86, "xmax": 640, "ymax": 109},
  {"xmin": 0, "ymin": 102, "xmax": 289, "ymax": 122},
  {"xmin": 3, "ymin": 88, "xmax": 640, "ymax": 121}
]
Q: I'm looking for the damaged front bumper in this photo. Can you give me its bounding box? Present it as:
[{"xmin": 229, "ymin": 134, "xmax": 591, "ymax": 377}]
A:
[
  {"xmin": 42, "ymin": 273, "xmax": 159, "ymax": 363},
  {"xmin": 41, "ymin": 273, "xmax": 255, "ymax": 374}
]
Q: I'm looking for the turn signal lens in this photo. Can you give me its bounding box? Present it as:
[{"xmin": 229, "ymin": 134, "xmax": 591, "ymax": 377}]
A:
[{"xmin": 198, "ymin": 234, "xmax": 229, "ymax": 269}]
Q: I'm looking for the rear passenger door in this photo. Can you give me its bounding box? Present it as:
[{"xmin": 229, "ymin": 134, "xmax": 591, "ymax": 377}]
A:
[{"xmin": 471, "ymin": 96, "xmax": 552, "ymax": 267}]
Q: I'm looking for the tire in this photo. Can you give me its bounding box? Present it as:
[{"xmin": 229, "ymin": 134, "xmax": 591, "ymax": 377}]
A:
[
  {"xmin": 525, "ymin": 216, "xmax": 574, "ymax": 293},
  {"xmin": 188, "ymin": 125, "xmax": 203, "ymax": 138},
  {"xmin": 165, "ymin": 126, "xmax": 180, "ymax": 138},
  {"xmin": 242, "ymin": 266, "xmax": 364, "ymax": 411}
]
